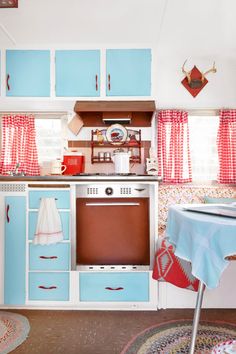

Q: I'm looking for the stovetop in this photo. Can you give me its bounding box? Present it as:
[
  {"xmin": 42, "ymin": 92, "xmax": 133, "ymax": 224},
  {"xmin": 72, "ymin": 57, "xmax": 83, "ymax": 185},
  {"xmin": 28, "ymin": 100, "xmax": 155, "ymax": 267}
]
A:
[{"xmin": 69, "ymin": 173, "xmax": 161, "ymax": 181}]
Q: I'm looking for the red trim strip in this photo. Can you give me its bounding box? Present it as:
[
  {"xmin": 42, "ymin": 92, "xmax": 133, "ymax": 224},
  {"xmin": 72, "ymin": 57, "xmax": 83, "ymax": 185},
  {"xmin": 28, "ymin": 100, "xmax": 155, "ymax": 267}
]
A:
[{"xmin": 34, "ymin": 230, "xmax": 62, "ymax": 236}]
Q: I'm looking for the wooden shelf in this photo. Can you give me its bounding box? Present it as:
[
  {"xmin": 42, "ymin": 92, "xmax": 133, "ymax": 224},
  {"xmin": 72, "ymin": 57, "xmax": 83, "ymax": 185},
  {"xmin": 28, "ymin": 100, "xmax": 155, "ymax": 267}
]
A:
[
  {"xmin": 91, "ymin": 142, "xmax": 140, "ymax": 148},
  {"xmin": 91, "ymin": 129, "xmax": 142, "ymax": 164}
]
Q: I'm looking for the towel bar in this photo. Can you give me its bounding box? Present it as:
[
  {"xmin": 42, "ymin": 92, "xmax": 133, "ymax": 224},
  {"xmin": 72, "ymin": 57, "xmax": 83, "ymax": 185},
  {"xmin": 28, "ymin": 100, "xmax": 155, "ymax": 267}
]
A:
[{"xmin": 39, "ymin": 198, "xmax": 58, "ymax": 200}]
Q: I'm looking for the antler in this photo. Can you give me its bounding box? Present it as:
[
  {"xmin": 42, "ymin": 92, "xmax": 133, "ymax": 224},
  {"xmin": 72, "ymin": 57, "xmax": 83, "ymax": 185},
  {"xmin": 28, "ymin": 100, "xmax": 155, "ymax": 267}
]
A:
[
  {"xmin": 182, "ymin": 59, "xmax": 192, "ymax": 84},
  {"xmin": 201, "ymin": 62, "xmax": 217, "ymax": 82}
]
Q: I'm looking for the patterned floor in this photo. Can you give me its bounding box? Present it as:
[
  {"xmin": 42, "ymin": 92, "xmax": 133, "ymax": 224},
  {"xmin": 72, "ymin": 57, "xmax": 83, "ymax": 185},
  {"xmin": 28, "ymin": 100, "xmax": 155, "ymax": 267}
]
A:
[
  {"xmin": 6, "ymin": 309, "xmax": 236, "ymax": 354},
  {"xmin": 121, "ymin": 320, "xmax": 236, "ymax": 354}
]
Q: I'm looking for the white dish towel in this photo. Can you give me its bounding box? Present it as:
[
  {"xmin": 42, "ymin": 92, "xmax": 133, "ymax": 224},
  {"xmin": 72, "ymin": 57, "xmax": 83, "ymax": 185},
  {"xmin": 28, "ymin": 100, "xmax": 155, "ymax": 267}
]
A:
[{"xmin": 33, "ymin": 197, "xmax": 63, "ymax": 245}]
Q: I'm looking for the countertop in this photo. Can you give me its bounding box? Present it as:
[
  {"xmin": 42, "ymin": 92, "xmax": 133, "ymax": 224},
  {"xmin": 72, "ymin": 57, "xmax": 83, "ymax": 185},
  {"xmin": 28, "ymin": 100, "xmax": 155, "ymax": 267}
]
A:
[{"xmin": 0, "ymin": 174, "xmax": 161, "ymax": 182}]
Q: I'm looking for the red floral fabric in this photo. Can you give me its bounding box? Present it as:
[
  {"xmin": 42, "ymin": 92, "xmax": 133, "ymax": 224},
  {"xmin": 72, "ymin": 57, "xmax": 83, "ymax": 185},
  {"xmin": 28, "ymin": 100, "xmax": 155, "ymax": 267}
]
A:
[
  {"xmin": 217, "ymin": 110, "xmax": 236, "ymax": 184},
  {"xmin": 152, "ymin": 239, "xmax": 199, "ymax": 292},
  {"xmin": 0, "ymin": 115, "xmax": 40, "ymax": 176},
  {"xmin": 157, "ymin": 110, "xmax": 192, "ymax": 183}
]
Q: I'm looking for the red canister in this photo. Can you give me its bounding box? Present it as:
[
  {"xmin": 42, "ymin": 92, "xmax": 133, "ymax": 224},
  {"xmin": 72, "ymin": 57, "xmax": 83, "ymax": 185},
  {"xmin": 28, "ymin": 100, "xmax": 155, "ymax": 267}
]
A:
[{"xmin": 63, "ymin": 152, "xmax": 85, "ymax": 175}]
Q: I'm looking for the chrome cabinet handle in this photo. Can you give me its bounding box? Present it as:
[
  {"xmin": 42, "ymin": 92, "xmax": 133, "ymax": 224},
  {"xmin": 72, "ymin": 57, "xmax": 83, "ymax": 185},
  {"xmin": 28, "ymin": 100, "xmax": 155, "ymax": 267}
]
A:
[{"xmin": 85, "ymin": 202, "xmax": 140, "ymax": 207}]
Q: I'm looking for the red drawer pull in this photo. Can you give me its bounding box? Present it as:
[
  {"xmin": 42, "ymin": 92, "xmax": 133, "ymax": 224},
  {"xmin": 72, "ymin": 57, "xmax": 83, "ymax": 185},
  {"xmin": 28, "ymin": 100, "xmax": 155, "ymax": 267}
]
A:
[
  {"xmin": 6, "ymin": 74, "xmax": 10, "ymax": 91},
  {"xmin": 95, "ymin": 74, "xmax": 98, "ymax": 91},
  {"xmin": 38, "ymin": 285, "xmax": 57, "ymax": 290},
  {"xmin": 108, "ymin": 74, "xmax": 111, "ymax": 91},
  {"xmin": 6, "ymin": 204, "xmax": 10, "ymax": 223},
  {"xmin": 39, "ymin": 256, "xmax": 58, "ymax": 260},
  {"xmin": 105, "ymin": 287, "xmax": 124, "ymax": 291}
]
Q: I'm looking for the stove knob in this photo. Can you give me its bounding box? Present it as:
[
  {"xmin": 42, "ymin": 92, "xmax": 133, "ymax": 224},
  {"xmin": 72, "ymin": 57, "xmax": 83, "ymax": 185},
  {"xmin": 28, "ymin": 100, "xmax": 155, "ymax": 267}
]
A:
[{"xmin": 105, "ymin": 187, "xmax": 113, "ymax": 196}]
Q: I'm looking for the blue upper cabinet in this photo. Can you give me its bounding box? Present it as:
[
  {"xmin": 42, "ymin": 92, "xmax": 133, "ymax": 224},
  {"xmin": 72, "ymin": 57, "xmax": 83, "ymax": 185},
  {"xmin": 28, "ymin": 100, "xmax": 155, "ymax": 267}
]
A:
[
  {"xmin": 55, "ymin": 50, "xmax": 100, "ymax": 97},
  {"xmin": 106, "ymin": 49, "xmax": 151, "ymax": 96},
  {"xmin": 6, "ymin": 50, "xmax": 50, "ymax": 97}
]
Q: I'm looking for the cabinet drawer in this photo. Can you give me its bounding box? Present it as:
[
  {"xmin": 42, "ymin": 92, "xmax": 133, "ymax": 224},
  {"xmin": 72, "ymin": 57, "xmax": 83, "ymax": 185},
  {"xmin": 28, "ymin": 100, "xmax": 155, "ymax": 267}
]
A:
[
  {"xmin": 28, "ymin": 211, "xmax": 70, "ymax": 240},
  {"xmin": 29, "ymin": 243, "xmax": 70, "ymax": 271},
  {"xmin": 29, "ymin": 190, "xmax": 70, "ymax": 209},
  {"xmin": 29, "ymin": 272, "xmax": 69, "ymax": 301},
  {"xmin": 79, "ymin": 272, "xmax": 149, "ymax": 302}
]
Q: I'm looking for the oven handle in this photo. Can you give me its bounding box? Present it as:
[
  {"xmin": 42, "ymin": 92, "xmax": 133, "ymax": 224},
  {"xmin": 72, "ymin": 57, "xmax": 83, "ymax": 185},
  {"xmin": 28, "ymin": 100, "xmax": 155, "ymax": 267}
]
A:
[{"xmin": 85, "ymin": 202, "xmax": 140, "ymax": 207}]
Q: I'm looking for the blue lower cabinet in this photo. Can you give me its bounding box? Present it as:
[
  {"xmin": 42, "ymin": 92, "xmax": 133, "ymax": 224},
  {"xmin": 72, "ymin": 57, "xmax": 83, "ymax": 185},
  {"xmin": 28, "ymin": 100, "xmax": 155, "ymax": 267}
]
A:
[
  {"xmin": 79, "ymin": 272, "xmax": 149, "ymax": 302},
  {"xmin": 28, "ymin": 211, "xmax": 70, "ymax": 240},
  {"xmin": 4, "ymin": 196, "xmax": 26, "ymax": 305},
  {"xmin": 29, "ymin": 243, "xmax": 70, "ymax": 271},
  {"xmin": 29, "ymin": 190, "xmax": 70, "ymax": 209},
  {"xmin": 29, "ymin": 272, "xmax": 69, "ymax": 301}
]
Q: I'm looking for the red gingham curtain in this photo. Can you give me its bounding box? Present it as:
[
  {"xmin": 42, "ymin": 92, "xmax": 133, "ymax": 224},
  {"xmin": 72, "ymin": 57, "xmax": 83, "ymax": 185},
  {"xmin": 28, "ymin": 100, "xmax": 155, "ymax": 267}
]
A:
[
  {"xmin": 0, "ymin": 115, "xmax": 40, "ymax": 176},
  {"xmin": 217, "ymin": 110, "xmax": 236, "ymax": 184},
  {"xmin": 157, "ymin": 110, "xmax": 192, "ymax": 183}
]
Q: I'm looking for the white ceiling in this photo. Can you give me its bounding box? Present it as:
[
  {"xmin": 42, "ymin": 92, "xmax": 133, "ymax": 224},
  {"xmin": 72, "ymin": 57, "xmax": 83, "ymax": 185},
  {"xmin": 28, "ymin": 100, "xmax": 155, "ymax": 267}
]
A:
[
  {"xmin": 0, "ymin": 0, "xmax": 235, "ymax": 110},
  {"xmin": 0, "ymin": 0, "xmax": 234, "ymax": 55}
]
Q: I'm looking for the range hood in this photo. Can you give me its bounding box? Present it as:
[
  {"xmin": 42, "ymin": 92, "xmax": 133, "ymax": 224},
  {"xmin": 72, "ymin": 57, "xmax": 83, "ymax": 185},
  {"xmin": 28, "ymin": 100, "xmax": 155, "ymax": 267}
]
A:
[
  {"xmin": 74, "ymin": 100, "xmax": 156, "ymax": 112},
  {"xmin": 74, "ymin": 100, "xmax": 156, "ymax": 127}
]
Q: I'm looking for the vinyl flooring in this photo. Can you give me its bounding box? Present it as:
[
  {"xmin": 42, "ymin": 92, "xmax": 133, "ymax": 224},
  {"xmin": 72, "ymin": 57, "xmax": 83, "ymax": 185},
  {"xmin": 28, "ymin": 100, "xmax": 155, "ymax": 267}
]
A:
[{"xmin": 7, "ymin": 308, "xmax": 236, "ymax": 354}]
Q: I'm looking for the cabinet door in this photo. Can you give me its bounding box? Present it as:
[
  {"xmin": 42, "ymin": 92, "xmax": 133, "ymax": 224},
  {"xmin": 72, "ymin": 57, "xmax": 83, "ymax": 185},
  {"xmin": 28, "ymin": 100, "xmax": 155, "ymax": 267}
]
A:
[
  {"xmin": 55, "ymin": 50, "xmax": 100, "ymax": 97},
  {"xmin": 106, "ymin": 49, "xmax": 151, "ymax": 96},
  {"xmin": 6, "ymin": 50, "xmax": 50, "ymax": 97},
  {"xmin": 29, "ymin": 190, "xmax": 70, "ymax": 209},
  {"xmin": 4, "ymin": 196, "xmax": 26, "ymax": 305}
]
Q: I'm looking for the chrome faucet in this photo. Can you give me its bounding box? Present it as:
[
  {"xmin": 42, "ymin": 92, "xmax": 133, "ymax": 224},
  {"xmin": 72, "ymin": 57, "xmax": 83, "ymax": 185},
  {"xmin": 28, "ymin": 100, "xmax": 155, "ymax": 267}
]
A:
[
  {"xmin": 7, "ymin": 163, "xmax": 25, "ymax": 176},
  {"xmin": 15, "ymin": 162, "xmax": 20, "ymax": 175}
]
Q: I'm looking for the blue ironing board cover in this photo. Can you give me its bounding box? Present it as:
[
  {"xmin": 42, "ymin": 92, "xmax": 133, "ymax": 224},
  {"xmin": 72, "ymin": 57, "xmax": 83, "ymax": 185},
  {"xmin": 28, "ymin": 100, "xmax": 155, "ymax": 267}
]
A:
[{"xmin": 166, "ymin": 204, "xmax": 236, "ymax": 289}]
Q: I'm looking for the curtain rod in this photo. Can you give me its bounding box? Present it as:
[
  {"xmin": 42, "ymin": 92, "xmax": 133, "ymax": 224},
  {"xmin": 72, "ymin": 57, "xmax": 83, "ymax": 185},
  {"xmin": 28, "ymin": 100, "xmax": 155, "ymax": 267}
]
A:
[
  {"xmin": 187, "ymin": 109, "xmax": 219, "ymax": 116},
  {"xmin": 157, "ymin": 109, "xmax": 220, "ymax": 116},
  {"xmin": 0, "ymin": 111, "xmax": 69, "ymax": 117}
]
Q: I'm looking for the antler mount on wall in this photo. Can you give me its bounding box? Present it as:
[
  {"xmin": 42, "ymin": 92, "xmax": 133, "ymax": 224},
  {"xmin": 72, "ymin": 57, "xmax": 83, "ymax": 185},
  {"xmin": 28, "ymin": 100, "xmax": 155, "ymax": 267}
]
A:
[{"xmin": 181, "ymin": 60, "xmax": 217, "ymax": 97}]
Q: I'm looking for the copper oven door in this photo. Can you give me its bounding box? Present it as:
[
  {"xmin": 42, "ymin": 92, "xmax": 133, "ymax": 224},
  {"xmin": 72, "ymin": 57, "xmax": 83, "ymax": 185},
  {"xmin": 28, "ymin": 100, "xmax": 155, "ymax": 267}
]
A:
[{"xmin": 76, "ymin": 197, "xmax": 150, "ymax": 265}]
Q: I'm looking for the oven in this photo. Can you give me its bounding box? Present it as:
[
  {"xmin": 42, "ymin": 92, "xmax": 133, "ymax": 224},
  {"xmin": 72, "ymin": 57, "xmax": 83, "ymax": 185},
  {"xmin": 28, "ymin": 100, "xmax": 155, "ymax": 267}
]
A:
[{"xmin": 75, "ymin": 184, "xmax": 152, "ymax": 271}]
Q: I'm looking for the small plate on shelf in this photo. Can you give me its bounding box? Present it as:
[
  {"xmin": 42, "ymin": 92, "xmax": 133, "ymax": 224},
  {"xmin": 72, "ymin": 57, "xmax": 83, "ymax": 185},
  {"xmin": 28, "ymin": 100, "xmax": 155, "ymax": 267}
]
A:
[{"xmin": 106, "ymin": 124, "xmax": 128, "ymax": 145}]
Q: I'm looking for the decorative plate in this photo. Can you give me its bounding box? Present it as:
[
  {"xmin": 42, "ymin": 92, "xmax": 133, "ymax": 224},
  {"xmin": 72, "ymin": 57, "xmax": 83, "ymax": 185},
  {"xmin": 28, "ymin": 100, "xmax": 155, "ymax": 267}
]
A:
[{"xmin": 106, "ymin": 124, "xmax": 128, "ymax": 145}]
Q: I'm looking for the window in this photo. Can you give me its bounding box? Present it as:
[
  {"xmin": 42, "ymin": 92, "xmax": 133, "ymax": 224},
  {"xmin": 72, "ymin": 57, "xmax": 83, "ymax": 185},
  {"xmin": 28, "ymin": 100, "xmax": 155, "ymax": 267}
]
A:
[
  {"xmin": 188, "ymin": 115, "xmax": 219, "ymax": 181},
  {"xmin": 35, "ymin": 116, "xmax": 67, "ymax": 164}
]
